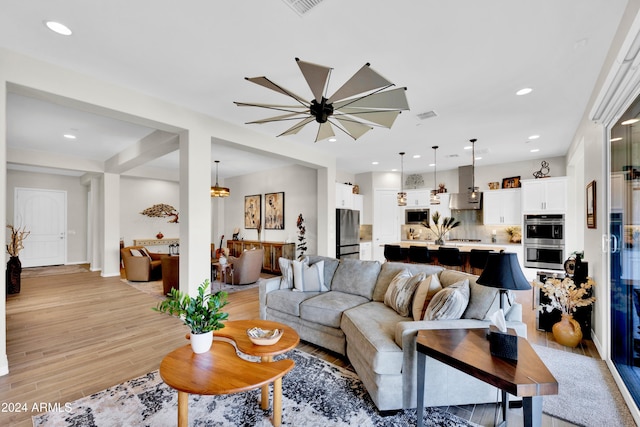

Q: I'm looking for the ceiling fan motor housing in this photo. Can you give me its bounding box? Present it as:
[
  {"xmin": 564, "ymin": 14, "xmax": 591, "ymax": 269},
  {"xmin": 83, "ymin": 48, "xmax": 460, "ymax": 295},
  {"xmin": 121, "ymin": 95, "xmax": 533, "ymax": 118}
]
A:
[{"xmin": 310, "ymin": 97, "xmax": 334, "ymax": 123}]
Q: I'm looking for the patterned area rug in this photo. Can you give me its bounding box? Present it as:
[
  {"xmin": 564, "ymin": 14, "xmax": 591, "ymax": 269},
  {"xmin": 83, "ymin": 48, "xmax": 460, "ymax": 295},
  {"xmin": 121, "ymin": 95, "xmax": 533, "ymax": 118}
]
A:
[
  {"xmin": 533, "ymin": 344, "xmax": 636, "ymax": 427},
  {"xmin": 33, "ymin": 348, "xmax": 478, "ymax": 427},
  {"xmin": 21, "ymin": 264, "xmax": 89, "ymax": 278},
  {"xmin": 122, "ymin": 279, "xmax": 261, "ymax": 299}
]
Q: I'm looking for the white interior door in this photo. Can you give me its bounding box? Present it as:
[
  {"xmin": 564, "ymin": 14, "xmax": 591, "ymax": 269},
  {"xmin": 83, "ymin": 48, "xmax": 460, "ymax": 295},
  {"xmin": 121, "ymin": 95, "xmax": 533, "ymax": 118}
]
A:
[
  {"xmin": 15, "ymin": 188, "xmax": 67, "ymax": 267},
  {"xmin": 373, "ymin": 189, "xmax": 400, "ymax": 262}
]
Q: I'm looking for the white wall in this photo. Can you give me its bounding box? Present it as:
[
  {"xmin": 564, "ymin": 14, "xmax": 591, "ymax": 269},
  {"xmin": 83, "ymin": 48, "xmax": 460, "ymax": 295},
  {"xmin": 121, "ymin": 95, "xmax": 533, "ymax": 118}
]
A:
[{"xmin": 224, "ymin": 164, "xmax": 318, "ymax": 257}]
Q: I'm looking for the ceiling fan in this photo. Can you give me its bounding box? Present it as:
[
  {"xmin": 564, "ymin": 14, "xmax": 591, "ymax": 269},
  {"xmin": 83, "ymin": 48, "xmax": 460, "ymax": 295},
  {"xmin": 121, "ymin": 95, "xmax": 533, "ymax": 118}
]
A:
[{"xmin": 234, "ymin": 58, "xmax": 410, "ymax": 142}]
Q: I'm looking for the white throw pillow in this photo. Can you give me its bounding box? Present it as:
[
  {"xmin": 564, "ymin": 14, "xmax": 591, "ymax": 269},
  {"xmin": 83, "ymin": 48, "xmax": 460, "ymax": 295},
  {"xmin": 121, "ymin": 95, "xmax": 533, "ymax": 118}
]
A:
[
  {"xmin": 292, "ymin": 259, "xmax": 327, "ymax": 292},
  {"xmin": 130, "ymin": 249, "xmax": 143, "ymax": 257},
  {"xmin": 384, "ymin": 270, "xmax": 426, "ymax": 317},
  {"xmin": 412, "ymin": 274, "xmax": 443, "ymax": 321},
  {"xmin": 423, "ymin": 279, "xmax": 470, "ymax": 320},
  {"xmin": 278, "ymin": 257, "xmax": 295, "ymax": 289}
]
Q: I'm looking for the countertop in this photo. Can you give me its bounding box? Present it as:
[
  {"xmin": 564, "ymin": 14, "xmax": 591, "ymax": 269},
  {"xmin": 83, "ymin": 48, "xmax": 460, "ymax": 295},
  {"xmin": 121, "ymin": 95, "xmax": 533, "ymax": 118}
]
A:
[{"xmin": 394, "ymin": 240, "xmax": 510, "ymax": 252}]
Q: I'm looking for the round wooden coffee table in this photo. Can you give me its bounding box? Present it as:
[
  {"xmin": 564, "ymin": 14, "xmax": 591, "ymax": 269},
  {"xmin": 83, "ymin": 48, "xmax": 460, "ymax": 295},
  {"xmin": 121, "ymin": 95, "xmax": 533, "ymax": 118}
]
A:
[{"xmin": 160, "ymin": 320, "xmax": 299, "ymax": 427}]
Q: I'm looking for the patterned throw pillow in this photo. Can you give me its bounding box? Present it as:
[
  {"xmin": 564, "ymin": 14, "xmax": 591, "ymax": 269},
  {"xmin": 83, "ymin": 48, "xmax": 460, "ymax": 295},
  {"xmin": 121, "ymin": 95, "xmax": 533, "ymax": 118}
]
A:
[
  {"xmin": 412, "ymin": 274, "xmax": 443, "ymax": 321},
  {"xmin": 423, "ymin": 279, "xmax": 470, "ymax": 320},
  {"xmin": 384, "ymin": 270, "xmax": 426, "ymax": 317},
  {"xmin": 130, "ymin": 249, "xmax": 143, "ymax": 257},
  {"xmin": 292, "ymin": 260, "xmax": 327, "ymax": 292}
]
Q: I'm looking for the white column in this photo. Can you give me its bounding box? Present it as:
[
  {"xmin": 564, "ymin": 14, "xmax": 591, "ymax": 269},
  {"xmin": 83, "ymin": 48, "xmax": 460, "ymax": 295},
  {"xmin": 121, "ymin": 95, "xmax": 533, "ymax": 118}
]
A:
[
  {"xmin": 0, "ymin": 79, "xmax": 8, "ymax": 376},
  {"xmin": 88, "ymin": 176, "xmax": 103, "ymax": 272},
  {"xmin": 102, "ymin": 173, "xmax": 121, "ymax": 277},
  {"xmin": 179, "ymin": 130, "xmax": 212, "ymax": 295}
]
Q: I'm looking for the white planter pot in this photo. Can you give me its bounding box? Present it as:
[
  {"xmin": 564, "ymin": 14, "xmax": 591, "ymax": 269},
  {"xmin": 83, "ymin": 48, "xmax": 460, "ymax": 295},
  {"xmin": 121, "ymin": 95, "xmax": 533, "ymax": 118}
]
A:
[{"xmin": 190, "ymin": 331, "xmax": 213, "ymax": 354}]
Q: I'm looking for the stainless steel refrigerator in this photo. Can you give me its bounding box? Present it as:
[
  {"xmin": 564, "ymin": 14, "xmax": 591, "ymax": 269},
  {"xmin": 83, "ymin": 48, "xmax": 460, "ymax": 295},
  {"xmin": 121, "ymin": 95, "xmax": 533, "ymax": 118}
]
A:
[{"xmin": 336, "ymin": 208, "xmax": 360, "ymax": 259}]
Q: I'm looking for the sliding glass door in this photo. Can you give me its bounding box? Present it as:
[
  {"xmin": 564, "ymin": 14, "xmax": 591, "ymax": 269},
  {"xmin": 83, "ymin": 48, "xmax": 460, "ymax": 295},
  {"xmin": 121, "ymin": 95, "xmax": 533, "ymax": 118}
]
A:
[{"xmin": 610, "ymin": 96, "xmax": 640, "ymax": 405}]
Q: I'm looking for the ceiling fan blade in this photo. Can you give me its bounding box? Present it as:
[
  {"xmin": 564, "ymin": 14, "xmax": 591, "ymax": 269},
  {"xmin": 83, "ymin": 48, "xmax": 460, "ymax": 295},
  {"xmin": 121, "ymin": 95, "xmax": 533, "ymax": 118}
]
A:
[
  {"xmin": 296, "ymin": 58, "xmax": 332, "ymax": 103},
  {"xmin": 334, "ymin": 117, "xmax": 373, "ymax": 140},
  {"xmin": 234, "ymin": 101, "xmax": 308, "ymax": 115},
  {"xmin": 333, "ymin": 87, "xmax": 409, "ymax": 110},
  {"xmin": 247, "ymin": 112, "xmax": 307, "ymax": 124},
  {"xmin": 338, "ymin": 110, "xmax": 401, "ymax": 128},
  {"xmin": 245, "ymin": 76, "xmax": 309, "ymax": 106},
  {"xmin": 278, "ymin": 117, "xmax": 316, "ymax": 137},
  {"xmin": 327, "ymin": 63, "xmax": 394, "ymax": 103},
  {"xmin": 315, "ymin": 122, "xmax": 335, "ymax": 142}
]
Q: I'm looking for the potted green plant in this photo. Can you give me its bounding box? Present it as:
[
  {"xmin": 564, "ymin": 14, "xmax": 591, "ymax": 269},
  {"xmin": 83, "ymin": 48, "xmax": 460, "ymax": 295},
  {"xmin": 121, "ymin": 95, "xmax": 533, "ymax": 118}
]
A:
[
  {"xmin": 153, "ymin": 279, "xmax": 229, "ymax": 353},
  {"xmin": 421, "ymin": 211, "xmax": 460, "ymax": 245}
]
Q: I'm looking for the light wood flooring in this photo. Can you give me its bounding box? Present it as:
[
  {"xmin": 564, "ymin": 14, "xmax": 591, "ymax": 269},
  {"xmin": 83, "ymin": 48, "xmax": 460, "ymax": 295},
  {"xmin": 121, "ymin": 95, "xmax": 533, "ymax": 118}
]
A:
[{"xmin": 1, "ymin": 269, "xmax": 596, "ymax": 427}]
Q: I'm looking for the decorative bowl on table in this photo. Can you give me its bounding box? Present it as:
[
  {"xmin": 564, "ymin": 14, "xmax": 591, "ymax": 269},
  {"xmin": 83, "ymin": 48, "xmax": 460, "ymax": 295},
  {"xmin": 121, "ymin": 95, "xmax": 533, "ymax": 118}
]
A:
[{"xmin": 247, "ymin": 327, "xmax": 283, "ymax": 346}]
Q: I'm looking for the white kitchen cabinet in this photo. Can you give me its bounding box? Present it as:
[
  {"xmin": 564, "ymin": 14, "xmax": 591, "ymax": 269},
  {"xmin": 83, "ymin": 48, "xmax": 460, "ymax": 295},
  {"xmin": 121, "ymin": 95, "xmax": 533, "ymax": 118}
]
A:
[
  {"xmin": 336, "ymin": 183, "xmax": 354, "ymax": 209},
  {"xmin": 405, "ymin": 189, "xmax": 431, "ymax": 206},
  {"xmin": 521, "ymin": 177, "xmax": 567, "ymax": 213},
  {"xmin": 429, "ymin": 193, "xmax": 451, "ymax": 220},
  {"xmin": 353, "ymin": 194, "xmax": 364, "ymax": 217},
  {"xmin": 483, "ymin": 189, "xmax": 522, "ymax": 225},
  {"xmin": 359, "ymin": 241, "xmax": 372, "ymax": 260}
]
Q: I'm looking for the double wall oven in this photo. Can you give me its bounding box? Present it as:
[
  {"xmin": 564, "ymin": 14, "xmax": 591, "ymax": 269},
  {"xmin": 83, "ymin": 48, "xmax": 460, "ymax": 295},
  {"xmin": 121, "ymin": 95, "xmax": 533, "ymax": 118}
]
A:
[{"xmin": 523, "ymin": 214, "xmax": 565, "ymax": 270}]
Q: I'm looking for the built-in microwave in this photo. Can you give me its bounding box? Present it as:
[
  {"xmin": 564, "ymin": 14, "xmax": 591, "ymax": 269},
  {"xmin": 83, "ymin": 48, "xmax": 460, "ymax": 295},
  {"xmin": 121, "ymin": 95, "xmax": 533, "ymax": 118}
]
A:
[
  {"xmin": 524, "ymin": 245, "xmax": 565, "ymax": 270},
  {"xmin": 523, "ymin": 214, "xmax": 564, "ymax": 246},
  {"xmin": 405, "ymin": 208, "xmax": 430, "ymax": 224}
]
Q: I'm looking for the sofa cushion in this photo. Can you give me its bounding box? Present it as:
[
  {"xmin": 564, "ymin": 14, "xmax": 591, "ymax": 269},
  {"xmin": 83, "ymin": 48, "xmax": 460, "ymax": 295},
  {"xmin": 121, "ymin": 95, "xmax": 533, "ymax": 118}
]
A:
[
  {"xmin": 292, "ymin": 260, "xmax": 327, "ymax": 292},
  {"xmin": 266, "ymin": 289, "xmax": 321, "ymax": 317},
  {"xmin": 331, "ymin": 258, "xmax": 381, "ymax": 299},
  {"xmin": 384, "ymin": 270, "xmax": 426, "ymax": 317},
  {"xmin": 130, "ymin": 249, "xmax": 143, "ymax": 257},
  {"xmin": 300, "ymin": 291, "xmax": 369, "ymax": 328},
  {"xmin": 424, "ymin": 279, "xmax": 470, "ymax": 320},
  {"xmin": 372, "ymin": 262, "xmax": 443, "ymax": 302},
  {"xmin": 462, "ymin": 281, "xmax": 514, "ymax": 320},
  {"xmin": 412, "ymin": 274, "xmax": 443, "ymax": 321},
  {"xmin": 307, "ymin": 255, "xmax": 340, "ymax": 288}
]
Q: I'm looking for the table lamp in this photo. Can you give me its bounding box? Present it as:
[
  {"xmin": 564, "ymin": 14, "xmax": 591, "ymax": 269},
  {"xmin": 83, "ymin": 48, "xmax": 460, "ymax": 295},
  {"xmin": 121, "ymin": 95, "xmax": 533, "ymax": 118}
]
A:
[{"xmin": 477, "ymin": 251, "xmax": 531, "ymax": 310}]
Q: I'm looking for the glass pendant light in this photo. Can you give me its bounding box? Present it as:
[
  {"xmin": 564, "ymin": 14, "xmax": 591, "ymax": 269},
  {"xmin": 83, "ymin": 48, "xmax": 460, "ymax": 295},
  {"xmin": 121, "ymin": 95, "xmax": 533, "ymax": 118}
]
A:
[
  {"xmin": 468, "ymin": 139, "xmax": 479, "ymax": 203},
  {"xmin": 397, "ymin": 152, "xmax": 407, "ymax": 206},
  {"xmin": 211, "ymin": 160, "xmax": 230, "ymax": 197},
  {"xmin": 430, "ymin": 145, "xmax": 440, "ymax": 205}
]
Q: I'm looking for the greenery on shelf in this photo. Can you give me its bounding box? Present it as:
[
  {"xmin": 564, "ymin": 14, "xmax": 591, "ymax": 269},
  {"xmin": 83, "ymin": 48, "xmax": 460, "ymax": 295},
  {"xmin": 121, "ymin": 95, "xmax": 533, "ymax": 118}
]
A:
[{"xmin": 153, "ymin": 279, "xmax": 228, "ymax": 334}]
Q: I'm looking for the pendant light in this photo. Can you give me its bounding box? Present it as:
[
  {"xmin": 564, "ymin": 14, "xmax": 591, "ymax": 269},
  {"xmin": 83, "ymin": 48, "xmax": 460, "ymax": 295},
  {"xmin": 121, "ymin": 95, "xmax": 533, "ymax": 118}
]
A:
[
  {"xmin": 397, "ymin": 152, "xmax": 407, "ymax": 206},
  {"xmin": 211, "ymin": 160, "xmax": 230, "ymax": 198},
  {"xmin": 430, "ymin": 145, "xmax": 440, "ymax": 205},
  {"xmin": 468, "ymin": 139, "xmax": 479, "ymax": 203}
]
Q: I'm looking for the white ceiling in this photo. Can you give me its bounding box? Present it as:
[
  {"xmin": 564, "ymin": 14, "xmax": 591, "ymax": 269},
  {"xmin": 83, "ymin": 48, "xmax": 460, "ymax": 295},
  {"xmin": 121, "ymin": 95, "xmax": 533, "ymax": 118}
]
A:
[{"xmin": 0, "ymin": 0, "xmax": 629, "ymax": 180}]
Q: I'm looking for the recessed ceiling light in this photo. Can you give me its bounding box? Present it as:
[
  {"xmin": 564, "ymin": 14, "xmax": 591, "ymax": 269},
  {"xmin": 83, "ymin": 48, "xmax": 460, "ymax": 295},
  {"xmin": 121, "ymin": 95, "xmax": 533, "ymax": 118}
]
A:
[
  {"xmin": 428, "ymin": 163, "xmax": 435, "ymax": 167},
  {"xmin": 528, "ymin": 134, "xmax": 540, "ymax": 140},
  {"xmin": 412, "ymin": 154, "xmax": 421, "ymax": 159},
  {"xmin": 463, "ymin": 146, "xmax": 472, "ymax": 150},
  {"xmin": 328, "ymin": 138, "xmax": 337, "ymax": 142},
  {"xmin": 63, "ymin": 134, "xmax": 77, "ymax": 139},
  {"xmin": 391, "ymin": 168, "xmax": 398, "ymax": 172},
  {"xmin": 44, "ymin": 21, "xmax": 73, "ymax": 36},
  {"xmin": 372, "ymin": 161, "xmax": 379, "ymax": 165},
  {"xmin": 516, "ymin": 88, "xmax": 533, "ymax": 96},
  {"xmin": 621, "ymin": 118, "xmax": 639, "ymax": 125},
  {"xmin": 475, "ymin": 156, "xmax": 482, "ymax": 160},
  {"xmin": 530, "ymin": 148, "xmax": 540, "ymax": 153},
  {"xmin": 611, "ymin": 137, "xmax": 623, "ymax": 142}
]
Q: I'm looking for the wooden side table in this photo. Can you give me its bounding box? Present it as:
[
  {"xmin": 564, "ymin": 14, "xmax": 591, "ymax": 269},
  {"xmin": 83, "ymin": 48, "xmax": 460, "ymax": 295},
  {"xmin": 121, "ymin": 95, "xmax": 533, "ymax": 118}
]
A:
[{"xmin": 416, "ymin": 328, "xmax": 557, "ymax": 427}]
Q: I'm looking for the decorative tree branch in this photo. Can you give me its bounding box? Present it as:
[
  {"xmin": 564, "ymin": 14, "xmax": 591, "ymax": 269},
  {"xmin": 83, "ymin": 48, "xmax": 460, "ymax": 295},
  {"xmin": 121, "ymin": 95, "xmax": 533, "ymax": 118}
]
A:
[
  {"xmin": 296, "ymin": 213, "xmax": 307, "ymax": 260},
  {"xmin": 140, "ymin": 204, "xmax": 180, "ymax": 223},
  {"xmin": 6, "ymin": 225, "xmax": 30, "ymax": 257}
]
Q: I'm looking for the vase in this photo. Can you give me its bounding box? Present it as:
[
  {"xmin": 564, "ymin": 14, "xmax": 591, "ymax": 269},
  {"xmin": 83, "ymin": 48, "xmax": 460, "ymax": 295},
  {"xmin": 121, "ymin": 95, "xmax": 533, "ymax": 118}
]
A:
[
  {"xmin": 190, "ymin": 331, "xmax": 213, "ymax": 354},
  {"xmin": 156, "ymin": 232, "xmax": 164, "ymax": 239},
  {"xmin": 552, "ymin": 314, "xmax": 583, "ymax": 347},
  {"xmin": 435, "ymin": 238, "xmax": 445, "ymax": 245},
  {"xmin": 6, "ymin": 256, "xmax": 22, "ymax": 295}
]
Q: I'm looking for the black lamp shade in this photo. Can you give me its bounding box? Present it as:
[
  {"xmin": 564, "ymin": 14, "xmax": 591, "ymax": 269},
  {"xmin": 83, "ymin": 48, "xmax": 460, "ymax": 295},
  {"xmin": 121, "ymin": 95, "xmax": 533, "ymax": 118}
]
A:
[{"xmin": 477, "ymin": 252, "xmax": 531, "ymax": 291}]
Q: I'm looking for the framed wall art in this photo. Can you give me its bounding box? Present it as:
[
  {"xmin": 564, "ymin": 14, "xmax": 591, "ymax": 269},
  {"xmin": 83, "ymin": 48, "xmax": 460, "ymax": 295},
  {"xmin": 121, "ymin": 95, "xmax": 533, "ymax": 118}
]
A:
[
  {"xmin": 264, "ymin": 192, "xmax": 285, "ymax": 230},
  {"xmin": 244, "ymin": 194, "xmax": 261, "ymax": 229},
  {"xmin": 586, "ymin": 180, "xmax": 596, "ymax": 229},
  {"xmin": 501, "ymin": 176, "xmax": 521, "ymax": 188}
]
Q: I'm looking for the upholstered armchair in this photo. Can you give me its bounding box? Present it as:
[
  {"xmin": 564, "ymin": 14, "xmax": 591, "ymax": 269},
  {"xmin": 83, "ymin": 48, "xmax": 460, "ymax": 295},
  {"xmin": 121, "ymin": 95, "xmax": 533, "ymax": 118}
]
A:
[
  {"xmin": 226, "ymin": 248, "xmax": 264, "ymax": 285},
  {"xmin": 121, "ymin": 246, "xmax": 163, "ymax": 281}
]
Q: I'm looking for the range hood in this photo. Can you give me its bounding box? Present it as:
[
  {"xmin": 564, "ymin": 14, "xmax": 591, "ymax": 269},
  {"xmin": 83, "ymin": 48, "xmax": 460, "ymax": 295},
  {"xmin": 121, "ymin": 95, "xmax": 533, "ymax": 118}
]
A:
[{"xmin": 449, "ymin": 165, "xmax": 483, "ymax": 210}]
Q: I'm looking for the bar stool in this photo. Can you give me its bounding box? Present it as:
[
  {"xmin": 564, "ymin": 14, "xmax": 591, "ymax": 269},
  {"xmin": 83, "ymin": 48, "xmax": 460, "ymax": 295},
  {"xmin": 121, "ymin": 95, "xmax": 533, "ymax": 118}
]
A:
[
  {"xmin": 469, "ymin": 249, "xmax": 492, "ymax": 275},
  {"xmin": 437, "ymin": 247, "xmax": 464, "ymax": 271},
  {"xmin": 384, "ymin": 244, "xmax": 408, "ymax": 262},
  {"xmin": 408, "ymin": 245, "xmax": 431, "ymax": 264}
]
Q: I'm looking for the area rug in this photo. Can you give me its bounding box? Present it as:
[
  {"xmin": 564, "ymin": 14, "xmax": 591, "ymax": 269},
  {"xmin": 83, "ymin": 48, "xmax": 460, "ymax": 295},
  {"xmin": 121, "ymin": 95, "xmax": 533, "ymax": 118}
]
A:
[
  {"xmin": 21, "ymin": 264, "xmax": 89, "ymax": 278},
  {"xmin": 122, "ymin": 279, "xmax": 261, "ymax": 299},
  {"xmin": 33, "ymin": 348, "xmax": 478, "ymax": 427},
  {"xmin": 533, "ymin": 344, "xmax": 636, "ymax": 427}
]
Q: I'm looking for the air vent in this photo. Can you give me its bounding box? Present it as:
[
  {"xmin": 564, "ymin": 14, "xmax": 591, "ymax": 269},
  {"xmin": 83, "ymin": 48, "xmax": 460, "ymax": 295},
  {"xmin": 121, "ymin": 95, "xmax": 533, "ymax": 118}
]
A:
[
  {"xmin": 417, "ymin": 110, "xmax": 438, "ymax": 120},
  {"xmin": 445, "ymin": 154, "xmax": 459, "ymax": 158},
  {"xmin": 282, "ymin": 0, "xmax": 326, "ymax": 15}
]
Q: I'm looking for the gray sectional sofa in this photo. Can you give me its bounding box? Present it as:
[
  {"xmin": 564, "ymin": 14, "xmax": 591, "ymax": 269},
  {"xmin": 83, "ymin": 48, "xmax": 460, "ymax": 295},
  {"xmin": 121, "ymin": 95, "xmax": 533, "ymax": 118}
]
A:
[{"xmin": 259, "ymin": 255, "xmax": 527, "ymax": 411}]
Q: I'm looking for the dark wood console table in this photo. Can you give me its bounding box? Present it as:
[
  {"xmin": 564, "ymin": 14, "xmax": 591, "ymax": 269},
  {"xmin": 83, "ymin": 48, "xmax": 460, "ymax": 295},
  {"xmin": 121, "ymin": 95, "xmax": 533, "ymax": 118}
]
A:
[
  {"xmin": 227, "ymin": 240, "xmax": 294, "ymax": 274},
  {"xmin": 416, "ymin": 329, "xmax": 557, "ymax": 427}
]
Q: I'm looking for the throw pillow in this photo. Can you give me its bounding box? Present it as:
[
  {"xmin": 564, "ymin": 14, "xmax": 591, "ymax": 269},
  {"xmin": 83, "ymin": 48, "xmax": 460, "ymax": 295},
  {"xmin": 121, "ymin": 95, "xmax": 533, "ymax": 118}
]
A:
[
  {"xmin": 130, "ymin": 249, "xmax": 143, "ymax": 257},
  {"xmin": 423, "ymin": 279, "xmax": 470, "ymax": 321},
  {"xmin": 292, "ymin": 260, "xmax": 327, "ymax": 292},
  {"xmin": 279, "ymin": 256, "xmax": 308, "ymax": 290},
  {"xmin": 412, "ymin": 274, "xmax": 443, "ymax": 321},
  {"xmin": 384, "ymin": 270, "xmax": 426, "ymax": 317}
]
